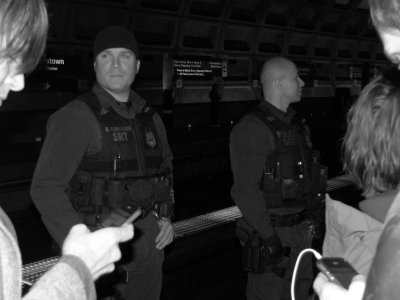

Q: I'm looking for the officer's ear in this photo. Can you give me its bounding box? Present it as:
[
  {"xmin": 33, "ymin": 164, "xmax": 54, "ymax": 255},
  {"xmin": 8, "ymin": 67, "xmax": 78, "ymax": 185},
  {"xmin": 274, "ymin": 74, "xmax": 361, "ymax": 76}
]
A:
[
  {"xmin": 273, "ymin": 78, "xmax": 283, "ymax": 92},
  {"xmin": 93, "ymin": 53, "xmax": 99, "ymax": 71},
  {"xmin": 136, "ymin": 59, "xmax": 141, "ymax": 74}
]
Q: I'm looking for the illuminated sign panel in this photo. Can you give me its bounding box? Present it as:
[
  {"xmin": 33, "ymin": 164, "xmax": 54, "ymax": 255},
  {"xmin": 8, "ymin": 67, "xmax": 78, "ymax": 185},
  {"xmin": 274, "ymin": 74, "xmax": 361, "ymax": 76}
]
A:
[
  {"xmin": 25, "ymin": 55, "xmax": 79, "ymax": 92},
  {"xmin": 173, "ymin": 57, "xmax": 224, "ymax": 78}
]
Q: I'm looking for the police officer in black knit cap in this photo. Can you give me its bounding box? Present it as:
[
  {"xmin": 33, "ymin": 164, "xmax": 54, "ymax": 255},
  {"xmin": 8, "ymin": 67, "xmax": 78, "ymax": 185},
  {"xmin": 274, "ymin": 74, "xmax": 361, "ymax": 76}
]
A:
[
  {"xmin": 230, "ymin": 56, "xmax": 327, "ymax": 300},
  {"xmin": 31, "ymin": 25, "xmax": 174, "ymax": 300}
]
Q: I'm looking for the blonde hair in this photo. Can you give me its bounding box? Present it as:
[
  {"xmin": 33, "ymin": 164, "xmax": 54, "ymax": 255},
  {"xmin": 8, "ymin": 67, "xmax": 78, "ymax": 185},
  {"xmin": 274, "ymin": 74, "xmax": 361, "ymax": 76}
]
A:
[
  {"xmin": 0, "ymin": 0, "xmax": 48, "ymax": 73},
  {"xmin": 343, "ymin": 69, "xmax": 400, "ymax": 196}
]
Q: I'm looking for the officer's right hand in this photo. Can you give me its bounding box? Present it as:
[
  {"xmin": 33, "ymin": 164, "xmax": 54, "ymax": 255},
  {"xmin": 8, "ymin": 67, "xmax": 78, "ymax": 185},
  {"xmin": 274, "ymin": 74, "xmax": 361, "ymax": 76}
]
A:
[{"xmin": 62, "ymin": 223, "xmax": 134, "ymax": 280}]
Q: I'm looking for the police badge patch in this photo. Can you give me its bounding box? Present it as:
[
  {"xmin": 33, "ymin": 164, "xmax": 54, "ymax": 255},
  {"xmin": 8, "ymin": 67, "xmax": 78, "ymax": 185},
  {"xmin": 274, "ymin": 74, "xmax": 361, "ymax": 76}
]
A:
[{"xmin": 145, "ymin": 129, "xmax": 157, "ymax": 148}]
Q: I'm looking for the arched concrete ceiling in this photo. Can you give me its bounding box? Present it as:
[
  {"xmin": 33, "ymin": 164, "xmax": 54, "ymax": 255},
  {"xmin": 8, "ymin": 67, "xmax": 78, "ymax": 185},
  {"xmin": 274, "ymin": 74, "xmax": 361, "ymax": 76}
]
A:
[{"xmin": 44, "ymin": 0, "xmax": 385, "ymax": 90}]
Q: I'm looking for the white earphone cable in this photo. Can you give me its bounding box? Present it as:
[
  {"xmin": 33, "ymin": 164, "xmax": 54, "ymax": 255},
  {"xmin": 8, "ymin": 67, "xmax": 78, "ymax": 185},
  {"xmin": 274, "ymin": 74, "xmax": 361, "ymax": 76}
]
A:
[{"xmin": 291, "ymin": 248, "xmax": 322, "ymax": 300}]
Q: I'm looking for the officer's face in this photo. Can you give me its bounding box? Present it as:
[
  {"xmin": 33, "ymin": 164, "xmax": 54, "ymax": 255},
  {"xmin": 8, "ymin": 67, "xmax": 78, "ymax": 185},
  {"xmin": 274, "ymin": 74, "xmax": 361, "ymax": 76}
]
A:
[
  {"xmin": 94, "ymin": 47, "xmax": 140, "ymax": 97},
  {"xmin": 281, "ymin": 63, "xmax": 304, "ymax": 104},
  {"xmin": 0, "ymin": 58, "xmax": 24, "ymax": 107},
  {"xmin": 377, "ymin": 28, "xmax": 400, "ymax": 68}
]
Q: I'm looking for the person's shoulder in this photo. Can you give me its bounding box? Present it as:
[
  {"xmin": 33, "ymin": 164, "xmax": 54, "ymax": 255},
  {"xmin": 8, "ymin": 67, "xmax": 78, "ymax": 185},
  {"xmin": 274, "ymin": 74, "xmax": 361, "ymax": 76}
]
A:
[
  {"xmin": 234, "ymin": 112, "xmax": 270, "ymax": 131},
  {"xmin": 359, "ymin": 190, "xmax": 398, "ymax": 222},
  {"xmin": 131, "ymin": 91, "xmax": 162, "ymax": 119},
  {"xmin": 49, "ymin": 96, "xmax": 97, "ymax": 125},
  {"xmin": 60, "ymin": 99, "xmax": 94, "ymax": 115},
  {"xmin": 231, "ymin": 113, "xmax": 271, "ymax": 142},
  {"xmin": 131, "ymin": 90, "xmax": 147, "ymax": 111}
]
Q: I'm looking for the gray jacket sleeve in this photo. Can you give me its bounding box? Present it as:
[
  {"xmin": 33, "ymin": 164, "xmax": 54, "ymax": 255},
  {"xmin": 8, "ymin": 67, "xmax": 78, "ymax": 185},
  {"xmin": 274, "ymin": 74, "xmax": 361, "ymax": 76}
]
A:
[{"xmin": 24, "ymin": 255, "xmax": 96, "ymax": 300}]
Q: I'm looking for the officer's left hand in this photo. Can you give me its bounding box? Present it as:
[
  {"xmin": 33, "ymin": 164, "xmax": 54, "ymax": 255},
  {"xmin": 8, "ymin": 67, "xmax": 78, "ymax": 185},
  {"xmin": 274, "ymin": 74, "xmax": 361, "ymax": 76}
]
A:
[{"xmin": 155, "ymin": 217, "xmax": 173, "ymax": 250}]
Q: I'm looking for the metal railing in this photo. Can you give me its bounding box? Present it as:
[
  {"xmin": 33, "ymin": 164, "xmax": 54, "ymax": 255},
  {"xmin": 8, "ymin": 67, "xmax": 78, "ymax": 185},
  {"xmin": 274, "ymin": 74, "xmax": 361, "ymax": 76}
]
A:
[{"xmin": 22, "ymin": 174, "xmax": 354, "ymax": 286}]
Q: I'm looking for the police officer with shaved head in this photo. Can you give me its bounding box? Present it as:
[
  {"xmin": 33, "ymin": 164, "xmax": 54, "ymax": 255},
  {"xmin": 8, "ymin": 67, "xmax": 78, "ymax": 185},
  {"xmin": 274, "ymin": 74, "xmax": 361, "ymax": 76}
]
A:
[
  {"xmin": 31, "ymin": 26, "xmax": 174, "ymax": 300},
  {"xmin": 230, "ymin": 56, "xmax": 327, "ymax": 300}
]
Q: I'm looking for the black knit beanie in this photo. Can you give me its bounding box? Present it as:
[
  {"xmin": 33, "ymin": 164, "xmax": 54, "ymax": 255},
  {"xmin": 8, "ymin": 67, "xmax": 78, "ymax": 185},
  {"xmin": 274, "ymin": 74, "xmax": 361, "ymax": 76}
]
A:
[{"xmin": 93, "ymin": 25, "xmax": 139, "ymax": 60}]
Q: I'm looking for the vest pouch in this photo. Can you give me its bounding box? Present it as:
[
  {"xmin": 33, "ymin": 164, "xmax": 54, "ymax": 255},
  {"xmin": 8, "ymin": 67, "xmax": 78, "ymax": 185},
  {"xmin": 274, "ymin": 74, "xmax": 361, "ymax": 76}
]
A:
[
  {"xmin": 262, "ymin": 176, "xmax": 282, "ymax": 207},
  {"xmin": 90, "ymin": 177, "xmax": 106, "ymax": 213},
  {"xmin": 69, "ymin": 171, "xmax": 92, "ymax": 211},
  {"xmin": 296, "ymin": 178, "xmax": 311, "ymax": 200},
  {"xmin": 106, "ymin": 179, "xmax": 126, "ymax": 208},
  {"xmin": 151, "ymin": 177, "xmax": 172, "ymax": 204},
  {"xmin": 126, "ymin": 178, "xmax": 155, "ymax": 216},
  {"xmin": 282, "ymin": 179, "xmax": 297, "ymax": 199}
]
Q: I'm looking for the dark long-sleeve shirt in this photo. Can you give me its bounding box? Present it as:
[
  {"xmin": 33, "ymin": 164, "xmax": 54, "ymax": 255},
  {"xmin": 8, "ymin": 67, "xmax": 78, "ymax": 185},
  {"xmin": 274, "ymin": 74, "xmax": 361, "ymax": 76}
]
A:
[
  {"xmin": 229, "ymin": 100, "xmax": 304, "ymax": 240},
  {"xmin": 31, "ymin": 83, "xmax": 173, "ymax": 245}
]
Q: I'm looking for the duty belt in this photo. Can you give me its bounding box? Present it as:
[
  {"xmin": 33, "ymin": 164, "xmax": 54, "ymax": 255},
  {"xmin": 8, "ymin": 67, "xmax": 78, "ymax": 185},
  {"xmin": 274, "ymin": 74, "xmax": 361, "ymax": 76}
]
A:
[
  {"xmin": 269, "ymin": 209, "xmax": 307, "ymax": 227},
  {"xmin": 82, "ymin": 213, "xmax": 104, "ymax": 229}
]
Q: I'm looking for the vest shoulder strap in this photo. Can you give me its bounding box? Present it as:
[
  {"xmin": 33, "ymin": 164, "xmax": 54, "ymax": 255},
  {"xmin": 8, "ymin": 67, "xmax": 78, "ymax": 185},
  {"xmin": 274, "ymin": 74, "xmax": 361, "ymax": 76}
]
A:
[
  {"xmin": 139, "ymin": 103, "xmax": 156, "ymax": 117},
  {"xmin": 291, "ymin": 111, "xmax": 308, "ymax": 134},
  {"xmin": 76, "ymin": 92, "xmax": 102, "ymax": 118},
  {"xmin": 251, "ymin": 105, "xmax": 307, "ymax": 137},
  {"xmin": 249, "ymin": 106, "xmax": 279, "ymax": 140}
]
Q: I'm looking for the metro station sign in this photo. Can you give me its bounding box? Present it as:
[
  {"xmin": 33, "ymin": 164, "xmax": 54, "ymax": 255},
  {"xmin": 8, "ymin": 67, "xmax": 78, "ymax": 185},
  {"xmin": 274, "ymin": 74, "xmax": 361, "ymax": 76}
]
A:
[{"xmin": 173, "ymin": 57, "xmax": 226, "ymax": 78}]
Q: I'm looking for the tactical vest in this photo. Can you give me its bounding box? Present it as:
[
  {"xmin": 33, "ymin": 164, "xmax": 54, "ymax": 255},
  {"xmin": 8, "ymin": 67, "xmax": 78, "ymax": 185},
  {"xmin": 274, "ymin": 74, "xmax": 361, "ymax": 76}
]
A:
[
  {"xmin": 68, "ymin": 92, "xmax": 173, "ymax": 227},
  {"xmin": 251, "ymin": 105, "xmax": 327, "ymax": 209}
]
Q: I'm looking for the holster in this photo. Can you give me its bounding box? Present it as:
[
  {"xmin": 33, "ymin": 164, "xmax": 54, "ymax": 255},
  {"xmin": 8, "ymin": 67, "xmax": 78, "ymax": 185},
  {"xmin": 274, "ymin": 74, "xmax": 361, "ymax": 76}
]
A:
[{"xmin": 235, "ymin": 218, "xmax": 285, "ymax": 275}]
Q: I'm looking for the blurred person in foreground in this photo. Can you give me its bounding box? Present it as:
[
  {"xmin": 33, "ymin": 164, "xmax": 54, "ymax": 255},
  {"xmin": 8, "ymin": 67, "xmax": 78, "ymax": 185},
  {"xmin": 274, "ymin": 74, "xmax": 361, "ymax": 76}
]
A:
[
  {"xmin": 0, "ymin": 0, "xmax": 134, "ymax": 299},
  {"xmin": 321, "ymin": 68, "xmax": 400, "ymax": 278},
  {"xmin": 230, "ymin": 56, "xmax": 327, "ymax": 300},
  {"xmin": 30, "ymin": 25, "xmax": 174, "ymax": 299},
  {"xmin": 314, "ymin": 0, "xmax": 400, "ymax": 299},
  {"xmin": 313, "ymin": 73, "xmax": 400, "ymax": 300}
]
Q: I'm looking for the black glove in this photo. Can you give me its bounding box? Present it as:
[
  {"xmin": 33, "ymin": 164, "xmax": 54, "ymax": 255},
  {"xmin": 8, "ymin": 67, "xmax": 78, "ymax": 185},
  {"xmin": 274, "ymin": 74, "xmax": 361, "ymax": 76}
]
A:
[{"xmin": 263, "ymin": 234, "xmax": 283, "ymax": 260}]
